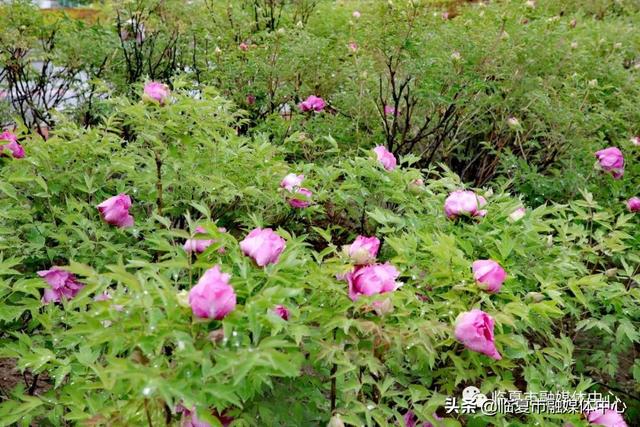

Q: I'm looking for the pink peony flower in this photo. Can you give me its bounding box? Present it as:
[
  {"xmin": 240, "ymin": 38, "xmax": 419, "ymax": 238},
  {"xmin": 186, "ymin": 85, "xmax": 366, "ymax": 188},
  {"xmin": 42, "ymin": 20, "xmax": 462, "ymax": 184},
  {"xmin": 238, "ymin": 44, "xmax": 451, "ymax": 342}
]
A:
[
  {"xmin": 585, "ymin": 409, "xmax": 627, "ymax": 427},
  {"xmin": 239, "ymin": 42, "xmax": 249, "ymax": 51},
  {"xmin": 183, "ymin": 226, "xmax": 226, "ymax": 254},
  {"xmin": 280, "ymin": 173, "xmax": 304, "ymax": 191},
  {"xmin": 454, "ymin": 309, "xmax": 502, "ymax": 360},
  {"xmin": 177, "ymin": 405, "xmax": 233, "ymax": 427},
  {"xmin": 373, "ymin": 145, "xmax": 397, "ymax": 171},
  {"xmin": 444, "ymin": 190, "xmax": 487, "ymax": 219},
  {"xmin": 404, "ymin": 410, "xmax": 443, "ymax": 427},
  {"xmin": 246, "ymin": 94, "xmax": 256, "ymax": 105},
  {"xmin": 384, "ymin": 105, "xmax": 397, "ymax": 116},
  {"xmin": 346, "ymin": 262, "xmax": 402, "ymax": 301},
  {"xmin": 472, "ymin": 260, "xmax": 507, "ymax": 293},
  {"xmin": 345, "ymin": 235, "xmax": 380, "ymax": 265},
  {"xmin": 240, "ymin": 227, "xmax": 286, "ymax": 266},
  {"xmin": 273, "ymin": 304, "xmax": 290, "ymax": 320},
  {"xmin": 348, "ymin": 42, "xmax": 358, "ymax": 52},
  {"xmin": 509, "ymin": 207, "xmax": 526, "ymax": 222},
  {"xmin": 630, "ymin": 136, "xmax": 640, "ymax": 146},
  {"xmin": 288, "ymin": 187, "xmax": 312, "ymax": 208},
  {"xmin": 0, "ymin": 131, "xmax": 25, "ymax": 159},
  {"xmin": 188, "ymin": 265, "xmax": 236, "ymax": 320},
  {"xmin": 298, "ymin": 95, "xmax": 326, "ymax": 112},
  {"xmin": 97, "ymin": 193, "xmax": 134, "ymax": 228},
  {"xmin": 38, "ymin": 267, "xmax": 84, "ymax": 304},
  {"xmin": 627, "ymin": 197, "xmax": 640, "ymax": 213},
  {"xmin": 595, "ymin": 147, "xmax": 624, "ymax": 179},
  {"xmin": 143, "ymin": 81, "xmax": 170, "ymax": 105}
]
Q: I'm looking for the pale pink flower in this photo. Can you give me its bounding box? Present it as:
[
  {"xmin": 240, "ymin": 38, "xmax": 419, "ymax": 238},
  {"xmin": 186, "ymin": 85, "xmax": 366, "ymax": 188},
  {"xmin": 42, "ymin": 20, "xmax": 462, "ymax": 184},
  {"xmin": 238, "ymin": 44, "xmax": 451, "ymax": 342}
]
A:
[
  {"xmin": 188, "ymin": 265, "xmax": 236, "ymax": 320},
  {"xmin": 585, "ymin": 409, "xmax": 627, "ymax": 427},
  {"xmin": 280, "ymin": 173, "xmax": 304, "ymax": 191},
  {"xmin": 444, "ymin": 190, "xmax": 487, "ymax": 219},
  {"xmin": 345, "ymin": 236, "xmax": 380, "ymax": 265},
  {"xmin": 373, "ymin": 145, "xmax": 397, "ymax": 171},
  {"xmin": 143, "ymin": 82, "xmax": 170, "ymax": 105},
  {"xmin": 509, "ymin": 207, "xmax": 526, "ymax": 222},
  {"xmin": 346, "ymin": 263, "xmax": 401, "ymax": 301},
  {"xmin": 472, "ymin": 260, "xmax": 507, "ymax": 293},
  {"xmin": 240, "ymin": 228, "xmax": 286, "ymax": 266}
]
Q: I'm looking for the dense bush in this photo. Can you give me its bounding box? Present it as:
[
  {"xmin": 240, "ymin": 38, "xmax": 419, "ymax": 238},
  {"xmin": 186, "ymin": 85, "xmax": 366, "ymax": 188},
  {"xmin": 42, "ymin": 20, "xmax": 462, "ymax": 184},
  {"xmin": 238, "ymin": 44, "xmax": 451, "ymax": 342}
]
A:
[{"xmin": 0, "ymin": 0, "xmax": 639, "ymax": 426}]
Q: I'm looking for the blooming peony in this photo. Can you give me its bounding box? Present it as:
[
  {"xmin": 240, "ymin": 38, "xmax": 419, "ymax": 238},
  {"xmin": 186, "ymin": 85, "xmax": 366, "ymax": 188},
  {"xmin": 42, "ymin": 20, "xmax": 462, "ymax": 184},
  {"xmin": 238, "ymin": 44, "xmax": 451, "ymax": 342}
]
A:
[
  {"xmin": 626, "ymin": 197, "xmax": 640, "ymax": 213},
  {"xmin": 585, "ymin": 409, "xmax": 627, "ymax": 427},
  {"xmin": 298, "ymin": 95, "xmax": 326, "ymax": 112},
  {"xmin": 384, "ymin": 105, "xmax": 397, "ymax": 116},
  {"xmin": 0, "ymin": 131, "xmax": 25, "ymax": 159},
  {"xmin": 143, "ymin": 81, "xmax": 170, "ymax": 105},
  {"xmin": 188, "ymin": 265, "xmax": 236, "ymax": 320},
  {"xmin": 38, "ymin": 267, "xmax": 84, "ymax": 304},
  {"xmin": 454, "ymin": 309, "xmax": 501, "ymax": 360},
  {"xmin": 444, "ymin": 190, "xmax": 487, "ymax": 219},
  {"xmin": 239, "ymin": 42, "xmax": 249, "ymax": 51},
  {"xmin": 345, "ymin": 235, "xmax": 380, "ymax": 265},
  {"xmin": 288, "ymin": 187, "xmax": 312, "ymax": 208},
  {"xmin": 97, "ymin": 193, "xmax": 134, "ymax": 228},
  {"xmin": 595, "ymin": 147, "xmax": 624, "ymax": 179},
  {"xmin": 273, "ymin": 304, "xmax": 290, "ymax": 320},
  {"xmin": 240, "ymin": 227, "xmax": 286, "ymax": 266},
  {"xmin": 280, "ymin": 173, "xmax": 304, "ymax": 191},
  {"xmin": 472, "ymin": 260, "xmax": 507, "ymax": 293},
  {"xmin": 346, "ymin": 263, "xmax": 402, "ymax": 301},
  {"xmin": 373, "ymin": 145, "xmax": 397, "ymax": 171}
]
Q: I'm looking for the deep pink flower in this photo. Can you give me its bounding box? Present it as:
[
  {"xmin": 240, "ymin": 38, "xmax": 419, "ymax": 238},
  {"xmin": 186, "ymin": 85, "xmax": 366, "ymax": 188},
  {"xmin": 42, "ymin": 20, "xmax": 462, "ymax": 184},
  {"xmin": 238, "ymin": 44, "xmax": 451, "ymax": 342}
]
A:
[
  {"xmin": 472, "ymin": 260, "xmax": 506, "ymax": 293},
  {"xmin": 143, "ymin": 81, "xmax": 170, "ymax": 105},
  {"xmin": 280, "ymin": 173, "xmax": 304, "ymax": 191},
  {"xmin": 273, "ymin": 304, "xmax": 290, "ymax": 320},
  {"xmin": 345, "ymin": 235, "xmax": 380, "ymax": 265},
  {"xmin": 595, "ymin": 147, "xmax": 624, "ymax": 179},
  {"xmin": 97, "ymin": 193, "xmax": 134, "ymax": 228},
  {"xmin": 246, "ymin": 94, "xmax": 256, "ymax": 105},
  {"xmin": 454, "ymin": 309, "xmax": 502, "ymax": 360},
  {"xmin": 373, "ymin": 145, "xmax": 397, "ymax": 171},
  {"xmin": 384, "ymin": 105, "xmax": 397, "ymax": 116},
  {"xmin": 585, "ymin": 409, "xmax": 627, "ymax": 427},
  {"xmin": 298, "ymin": 95, "xmax": 326, "ymax": 112},
  {"xmin": 239, "ymin": 42, "xmax": 249, "ymax": 51},
  {"xmin": 38, "ymin": 267, "xmax": 84, "ymax": 304},
  {"xmin": 188, "ymin": 265, "xmax": 236, "ymax": 320},
  {"xmin": 626, "ymin": 197, "xmax": 640, "ymax": 213},
  {"xmin": 240, "ymin": 228, "xmax": 286, "ymax": 266},
  {"xmin": 177, "ymin": 405, "xmax": 233, "ymax": 427},
  {"xmin": 403, "ymin": 410, "xmax": 443, "ymax": 427},
  {"xmin": 346, "ymin": 263, "xmax": 401, "ymax": 301},
  {"xmin": 288, "ymin": 187, "xmax": 312, "ymax": 208},
  {"xmin": 444, "ymin": 190, "xmax": 487, "ymax": 219},
  {"xmin": 0, "ymin": 131, "xmax": 24, "ymax": 159}
]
